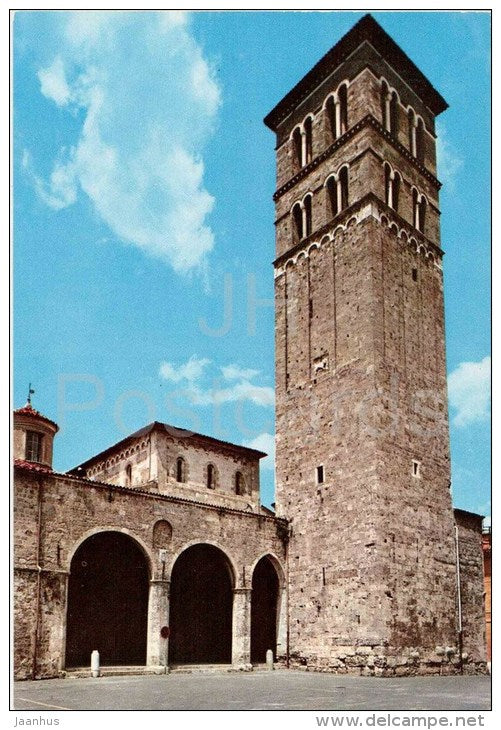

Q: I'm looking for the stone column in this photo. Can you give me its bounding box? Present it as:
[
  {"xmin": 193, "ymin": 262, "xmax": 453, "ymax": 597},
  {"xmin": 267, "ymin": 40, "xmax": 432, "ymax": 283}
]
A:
[
  {"xmin": 301, "ymin": 130, "xmax": 307, "ymax": 168},
  {"xmin": 335, "ymin": 100, "xmax": 342, "ymax": 140},
  {"xmin": 337, "ymin": 178, "xmax": 343, "ymax": 214},
  {"xmin": 232, "ymin": 587, "xmax": 252, "ymax": 669},
  {"xmin": 411, "ymin": 120, "xmax": 417, "ymax": 157},
  {"xmin": 385, "ymin": 93, "xmax": 392, "ymax": 132},
  {"xmin": 146, "ymin": 579, "xmax": 170, "ymax": 671}
]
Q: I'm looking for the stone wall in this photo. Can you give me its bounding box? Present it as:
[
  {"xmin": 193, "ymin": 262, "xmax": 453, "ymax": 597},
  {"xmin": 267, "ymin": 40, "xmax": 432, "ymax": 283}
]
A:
[
  {"xmin": 455, "ymin": 510, "xmax": 486, "ymax": 672},
  {"xmin": 13, "ymin": 467, "xmax": 287, "ymax": 679}
]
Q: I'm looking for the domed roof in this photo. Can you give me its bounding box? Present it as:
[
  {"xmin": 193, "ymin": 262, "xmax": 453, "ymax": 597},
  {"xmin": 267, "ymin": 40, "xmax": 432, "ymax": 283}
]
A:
[{"xmin": 14, "ymin": 402, "xmax": 59, "ymax": 431}]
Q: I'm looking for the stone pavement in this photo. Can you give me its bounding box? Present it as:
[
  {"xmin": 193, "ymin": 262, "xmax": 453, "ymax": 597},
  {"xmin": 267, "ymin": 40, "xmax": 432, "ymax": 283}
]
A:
[{"xmin": 13, "ymin": 670, "xmax": 491, "ymax": 711}]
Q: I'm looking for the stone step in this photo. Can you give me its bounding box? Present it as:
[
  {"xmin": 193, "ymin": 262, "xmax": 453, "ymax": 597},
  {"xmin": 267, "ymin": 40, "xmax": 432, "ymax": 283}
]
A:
[{"xmin": 64, "ymin": 665, "xmax": 161, "ymax": 678}]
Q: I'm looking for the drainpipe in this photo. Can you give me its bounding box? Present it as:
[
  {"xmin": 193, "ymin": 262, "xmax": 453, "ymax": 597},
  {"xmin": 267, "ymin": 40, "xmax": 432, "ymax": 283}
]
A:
[
  {"xmin": 32, "ymin": 476, "xmax": 44, "ymax": 679},
  {"xmin": 454, "ymin": 524, "xmax": 463, "ymax": 674}
]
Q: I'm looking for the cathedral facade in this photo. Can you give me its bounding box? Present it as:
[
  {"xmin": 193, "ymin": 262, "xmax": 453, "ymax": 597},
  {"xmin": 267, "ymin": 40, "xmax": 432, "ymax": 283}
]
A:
[{"xmin": 13, "ymin": 14, "xmax": 486, "ymax": 680}]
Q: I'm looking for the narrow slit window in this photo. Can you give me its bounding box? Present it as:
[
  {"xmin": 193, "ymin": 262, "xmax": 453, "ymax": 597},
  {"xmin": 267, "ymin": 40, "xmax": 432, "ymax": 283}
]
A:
[
  {"xmin": 316, "ymin": 465, "xmax": 325, "ymax": 484},
  {"xmin": 207, "ymin": 463, "xmax": 216, "ymax": 489},
  {"xmin": 176, "ymin": 456, "xmax": 185, "ymax": 483},
  {"xmin": 412, "ymin": 460, "xmax": 421, "ymax": 478}
]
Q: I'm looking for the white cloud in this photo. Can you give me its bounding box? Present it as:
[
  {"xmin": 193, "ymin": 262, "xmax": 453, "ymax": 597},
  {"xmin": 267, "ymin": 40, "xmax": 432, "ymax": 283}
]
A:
[
  {"xmin": 220, "ymin": 364, "xmax": 260, "ymax": 381},
  {"xmin": 244, "ymin": 432, "xmax": 275, "ymax": 470},
  {"xmin": 190, "ymin": 381, "xmax": 274, "ymax": 407},
  {"xmin": 158, "ymin": 356, "xmax": 274, "ymax": 407},
  {"xmin": 159, "ymin": 356, "xmax": 211, "ymax": 383},
  {"xmin": 38, "ymin": 56, "xmax": 71, "ymax": 106},
  {"xmin": 29, "ymin": 11, "xmax": 221, "ymax": 273},
  {"xmin": 448, "ymin": 355, "xmax": 490, "ymax": 427},
  {"xmin": 436, "ymin": 122, "xmax": 463, "ymax": 190},
  {"xmin": 23, "ymin": 148, "xmax": 78, "ymax": 210}
]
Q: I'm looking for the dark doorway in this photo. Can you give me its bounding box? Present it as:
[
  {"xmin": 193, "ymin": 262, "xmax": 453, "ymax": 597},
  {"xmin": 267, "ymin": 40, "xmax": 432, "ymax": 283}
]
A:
[
  {"xmin": 251, "ymin": 556, "xmax": 279, "ymax": 663},
  {"xmin": 169, "ymin": 544, "xmax": 233, "ymax": 664},
  {"xmin": 65, "ymin": 532, "xmax": 149, "ymax": 667}
]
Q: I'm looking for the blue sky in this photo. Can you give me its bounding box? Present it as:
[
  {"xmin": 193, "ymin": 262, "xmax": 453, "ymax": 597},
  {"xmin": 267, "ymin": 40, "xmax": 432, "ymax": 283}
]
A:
[{"xmin": 13, "ymin": 10, "xmax": 491, "ymax": 515}]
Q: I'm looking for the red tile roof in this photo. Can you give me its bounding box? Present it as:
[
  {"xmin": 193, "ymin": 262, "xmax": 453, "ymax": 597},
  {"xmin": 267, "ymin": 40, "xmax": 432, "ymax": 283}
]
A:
[
  {"xmin": 14, "ymin": 404, "xmax": 58, "ymax": 430},
  {"xmin": 13, "ymin": 458, "xmax": 53, "ymax": 473}
]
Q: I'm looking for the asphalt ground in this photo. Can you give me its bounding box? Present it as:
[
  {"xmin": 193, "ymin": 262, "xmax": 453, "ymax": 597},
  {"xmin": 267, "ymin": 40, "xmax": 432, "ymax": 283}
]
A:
[{"xmin": 12, "ymin": 671, "xmax": 491, "ymax": 712}]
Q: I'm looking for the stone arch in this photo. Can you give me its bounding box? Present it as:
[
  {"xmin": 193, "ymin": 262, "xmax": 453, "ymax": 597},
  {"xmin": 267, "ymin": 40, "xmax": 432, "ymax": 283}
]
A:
[
  {"xmin": 65, "ymin": 530, "xmax": 150, "ymax": 668},
  {"xmin": 169, "ymin": 543, "xmax": 235, "ymax": 664},
  {"xmin": 250, "ymin": 554, "xmax": 284, "ymax": 664}
]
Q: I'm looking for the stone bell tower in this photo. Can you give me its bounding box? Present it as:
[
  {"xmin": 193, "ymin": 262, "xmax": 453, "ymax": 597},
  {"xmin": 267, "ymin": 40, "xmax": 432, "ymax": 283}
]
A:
[{"xmin": 265, "ymin": 14, "xmax": 462, "ymax": 673}]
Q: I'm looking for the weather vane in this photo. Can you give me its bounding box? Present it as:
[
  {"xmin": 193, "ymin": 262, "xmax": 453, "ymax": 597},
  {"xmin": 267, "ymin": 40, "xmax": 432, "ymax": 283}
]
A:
[{"xmin": 27, "ymin": 383, "xmax": 35, "ymax": 405}]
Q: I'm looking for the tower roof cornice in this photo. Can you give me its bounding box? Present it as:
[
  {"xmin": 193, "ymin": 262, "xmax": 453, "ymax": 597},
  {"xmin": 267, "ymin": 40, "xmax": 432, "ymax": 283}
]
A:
[{"xmin": 264, "ymin": 14, "xmax": 448, "ymax": 132}]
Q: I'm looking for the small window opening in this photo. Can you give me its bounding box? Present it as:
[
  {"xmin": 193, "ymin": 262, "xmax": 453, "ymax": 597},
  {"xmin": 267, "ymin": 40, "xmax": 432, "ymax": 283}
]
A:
[
  {"xmin": 26, "ymin": 431, "xmax": 42, "ymax": 463},
  {"xmin": 316, "ymin": 465, "xmax": 325, "ymax": 484},
  {"xmin": 412, "ymin": 460, "xmax": 421, "ymax": 478},
  {"xmin": 338, "ymin": 83, "xmax": 348, "ymax": 135},
  {"xmin": 412, "ymin": 268, "xmax": 418, "ymax": 282},
  {"xmin": 176, "ymin": 456, "xmax": 185, "ymax": 483},
  {"xmin": 304, "ymin": 194, "xmax": 312, "ymax": 237},
  {"xmin": 327, "ymin": 176, "xmax": 338, "ymax": 218},
  {"xmin": 207, "ymin": 463, "xmax": 216, "ymax": 489},
  {"xmin": 125, "ymin": 463, "xmax": 132, "ymax": 486},
  {"xmin": 235, "ymin": 471, "xmax": 245, "ymax": 495},
  {"xmin": 292, "ymin": 127, "xmax": 302, "ymax": 169},
  {"xmin": 292, "ymin": 202, "xmax": 303, "ymax": 242},
  {"xmin": 339, "ymin": 166, "xmax": 349, "ymax": 210},
  {"xmin": 416, "ymin": 118, "xmax": 425, "ymax": 163},
  {"xmin": 304, "ymin": 117, "xmax": 313, "ymax": 165}
]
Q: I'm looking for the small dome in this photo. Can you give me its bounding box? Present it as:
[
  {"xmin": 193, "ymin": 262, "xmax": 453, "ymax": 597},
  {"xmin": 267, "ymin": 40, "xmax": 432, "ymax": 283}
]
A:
[{"xmin": 13, "ymin": 401, "xmax": 59, "ymax": 468}]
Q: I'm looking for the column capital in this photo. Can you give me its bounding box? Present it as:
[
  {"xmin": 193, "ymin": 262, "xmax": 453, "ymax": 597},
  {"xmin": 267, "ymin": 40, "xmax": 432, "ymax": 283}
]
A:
[
  {"xmin": 233, "ymin": 587, "xmax": 252, "ymax": 595},
  {"xmin": 150, "ymin": 579, "xmax": 170, "ymax": 586}
]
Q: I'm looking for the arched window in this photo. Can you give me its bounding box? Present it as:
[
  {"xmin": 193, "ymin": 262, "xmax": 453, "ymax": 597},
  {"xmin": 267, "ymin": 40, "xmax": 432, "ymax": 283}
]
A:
[
  {"xmin": 292, "ymin": 202, "xmax": 303, "ymax": 242},
  {"xmin": 325, "ymin": 95, "xmax": 336, "ymax": 143},
  {"xmin": 381, "ymin": 81, "xmax": 389, "ymax": 130},
  {"xmin": 393, "ymin": 172, "xmax": 401, "ymax": 213},
  {"xmin": 207, "ymin": 463, "xmax": 216, "ymax": 489},
  {"xmin": 338, "ymin": 83, "xmax": 348, "ymax": 135},
  {"xmin": 408, "ymin": 108, "xmax": 416, "ymax": 154},
  {"xmin": 416, "ymin": 118, "xmax": 425, "ymax": 163},
  {"xmin": 390, "ymin": 92, "xmax": 398, "ymax": 138},
  {"xmin": 326, "ymin": 175, "xmax": 338, "ymax": 218},
  {"xmin": 412, "ymin": 189, "xmax": 427, "ymax": 233},
  {"xmin": 304, "ymin": 194, "xmax": 312, "ymax": 237},
  {"xmin": 176, "ymin": 456, "xmax": 186, "ymax": 483},
  {"xmin": 339, "ymin": 166, "xmax": 349, "ymax": 210},
  {"xmin": 125, "ymin": 463, "xmax": 132, "ymax": 487},
  {"xmin": 381, "ymin": 80, "xmax": 398, "ymax": 136},
  {"xmin": 418, "ymin": 196, "xmax": 427, "ymax": 234},
  {"xmin": 384, "ymin": 164, "xmax": 400, "ymax": 213},
  {"xmin": 384, "ymin": 163, "xmax": 392, "ymax": 207},
  {"xmin": 412, "ymin": 189, "xmax": 419, "ymax": 229},
  {"xmin": 235, "ymin": 471, "xmax": 245, "ymax": 496},
  {"xmin": 304, "ymin": 116, "xmax": 313, "ymax": 165},
  {"xmin": 292, "ymin": 126, "xmax": 302, "ymax": 170}
]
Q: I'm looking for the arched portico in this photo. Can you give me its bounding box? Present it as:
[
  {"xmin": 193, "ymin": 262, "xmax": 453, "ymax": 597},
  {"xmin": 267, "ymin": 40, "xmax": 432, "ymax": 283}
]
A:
[
  {"xmin": 65, "ymin": 531, "xmax": 150, "ymax": 667},
  {"xmin": 250, "ymin": 554, "xmax": 285, "ymax": 664},
  {"xmin": 169, "ymin": 543, "xmax": 235, "ymax": 664}
]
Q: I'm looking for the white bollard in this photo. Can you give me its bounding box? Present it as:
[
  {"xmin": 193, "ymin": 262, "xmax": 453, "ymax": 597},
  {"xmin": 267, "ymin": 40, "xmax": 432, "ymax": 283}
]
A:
[
  {"xmin": 91, "ymin": 649, "xmax": 100, "ymax": 678},
  {"xmin": 266, "ymin": 649, "xmax": 274, "ymax": 670}
]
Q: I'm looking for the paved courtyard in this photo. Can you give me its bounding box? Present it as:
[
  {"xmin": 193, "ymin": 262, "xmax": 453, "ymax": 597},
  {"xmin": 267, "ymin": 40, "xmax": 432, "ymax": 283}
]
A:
[{"xmin": 13, "ymin": 670, "xmax": 491, "ymax": 711}]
